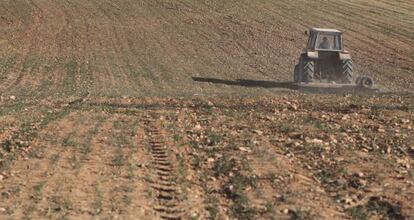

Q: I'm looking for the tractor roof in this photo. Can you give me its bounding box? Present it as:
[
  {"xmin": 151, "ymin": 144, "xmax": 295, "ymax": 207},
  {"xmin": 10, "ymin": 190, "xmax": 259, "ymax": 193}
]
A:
[{"xmin": 310, "ymin": 28, "xmax": 342, "ymax": 33}]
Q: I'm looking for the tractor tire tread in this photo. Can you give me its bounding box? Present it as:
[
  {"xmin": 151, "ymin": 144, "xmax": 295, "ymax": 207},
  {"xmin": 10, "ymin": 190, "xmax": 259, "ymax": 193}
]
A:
[
  {"xmin": 302, "ymin": 59, "xmax": 314, "ymax": 82},
  {"xmin": 341, "ymin": 59, "xmax": 353, "ymax": 83}
]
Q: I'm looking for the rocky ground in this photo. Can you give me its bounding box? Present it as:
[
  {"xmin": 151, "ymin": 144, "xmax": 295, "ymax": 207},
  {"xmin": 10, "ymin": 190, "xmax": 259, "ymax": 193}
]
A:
[
  {"xmin": 0, "ymin": 94, "xmax": 413, "ymax": 219},
  {"xmin": 1, "ymin": 0, "xmax": 413, "ymax": 219}
]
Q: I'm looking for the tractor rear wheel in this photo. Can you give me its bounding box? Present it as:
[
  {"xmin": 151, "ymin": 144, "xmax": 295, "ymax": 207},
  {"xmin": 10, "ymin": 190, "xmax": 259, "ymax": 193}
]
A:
[
  {"xmin": 340, "ymin": 59, "xmax": 353, "ymax": 83},
  {"xmin": 300, "ymin": 55, "xmax": 314, "ymax": 83}
]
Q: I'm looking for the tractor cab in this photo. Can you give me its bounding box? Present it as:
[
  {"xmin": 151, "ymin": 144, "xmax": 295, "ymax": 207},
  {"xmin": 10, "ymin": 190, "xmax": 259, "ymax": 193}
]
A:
[{"xmin": 307, "ymin": 28, "xmax": 343, "ymax": 51}]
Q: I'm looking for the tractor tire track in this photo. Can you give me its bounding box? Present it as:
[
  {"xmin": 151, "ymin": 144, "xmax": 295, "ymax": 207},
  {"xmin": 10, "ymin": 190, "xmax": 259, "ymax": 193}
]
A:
[{"xmin": 145, "ymin": 119, "xmax": 184, "ymax": 220}]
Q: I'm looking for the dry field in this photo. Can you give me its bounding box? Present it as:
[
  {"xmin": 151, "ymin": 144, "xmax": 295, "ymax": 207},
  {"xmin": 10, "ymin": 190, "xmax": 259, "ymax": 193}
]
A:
[
  {"xmin": 0, "ymin": 0, "xmax": 413, "ymax": 97},
  {"xmin": 0, "ymin": 0, "xmax": 414, "ymax": 220},
  {"xmin": 0, "ymin": 96, "xmax": 413, "ymax": 219}
]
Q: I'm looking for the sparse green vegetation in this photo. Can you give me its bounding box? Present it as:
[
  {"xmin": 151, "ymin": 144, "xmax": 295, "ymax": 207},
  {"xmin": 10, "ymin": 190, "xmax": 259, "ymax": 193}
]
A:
[
  {"xmin": 50, "ymin": 154, "xmax": 60, "ymax": 164},
  {"xmin": 205, "ymin": 195, "xmax": 220, "ymax": 219},
  {"xmin": 112, "ymin": 150, "xmax": 126, "ymax": 167},
  {"xmin": 347, "ymin": 206, "xmax": 368, "ymax": 220},
  {"xmin": 277, "ymin": 122, "xmax": 296, "ymax": 133},
  {"xmin": 64, "ymin": 60, "xmax": 78, "ymax": 93},
  {"xmin": 211, "ymin": 153, "xmax": 258, "ymax": 219},
  {"xmin": 145, "ymin": 187, "xmax": 154, "ymax": 199},
  {"xmin": 69, "ymin": 153, "xmax": 80, "ymax": 169},
  {"xmin": 0, "ymin": 154, "xmax": 14, "ymax": 170},
  {"xmin": 206, "ymin": 132, "xmax": 222, "ymax": 146},
  {"xmin": 317, "ymin": 165, "xmax": 346, "ymax": 185},
  {"xmin": 173, "ymin": 134, "xmax": 182, "ymax": 142},
  {"xmin": 40, "ymin": 109, "xmax": 71, "ymax": 128},
  {"xmin": 92, "ymin": 185, "xmax": 103, "ymax": 215},
  {"xmin": 49, "ymin": 196, "xmax": 73, "ymax": 214},
  {"xmin": 0, "ymin": 96, "xmax": 413, "ymax": 219},
  {"xmin": 0, "ymin": 0, "xmax": 413, "ymax": 219},
  {"xmin": 63, "ymin": 136, "xmax": 77, "ymax": 147},
  {"xmin": 289, "ymin": 208, "xmax": 314, "ymax": 220},
  {"xmin": 33, "ymin": 181, "xmax": 46, "ymax": 200},
  {"xmin": 0, "ymin": 55, "xmax": 17, "ymax": 74}
]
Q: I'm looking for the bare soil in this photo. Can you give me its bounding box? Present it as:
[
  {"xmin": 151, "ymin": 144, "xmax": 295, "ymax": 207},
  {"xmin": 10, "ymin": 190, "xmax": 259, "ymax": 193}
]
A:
[
  {"xmin": 0, "ymin": 0, "xmax": 413, "ymax": 98},
  {"xmin": 0, "ymin": 1, "xmax": 413, "ymax": 219},
  {"xmin": 0, "ymin": 96, "xmax": 413, "ymax": 219}
]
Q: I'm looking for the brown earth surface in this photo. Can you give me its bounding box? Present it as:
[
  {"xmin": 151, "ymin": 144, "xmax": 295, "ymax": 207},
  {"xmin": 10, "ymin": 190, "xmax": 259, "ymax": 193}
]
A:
[
  {"xmin": 0, "ymin": 96, "xmax": 413, "ymax": 219},
  {"xmin": 0, "ymin": 1, "xmax": 414, "ymax": 220},
  {"xmin": 0, "ymin": 0, "xmax": 413, "ymax": 97}
]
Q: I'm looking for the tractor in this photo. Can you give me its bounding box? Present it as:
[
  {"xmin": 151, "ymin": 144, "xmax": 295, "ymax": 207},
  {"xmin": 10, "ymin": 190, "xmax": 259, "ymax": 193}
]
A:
[{"xmin": 293, "ymin": 28, "xmax": 373, "ymax": 88}]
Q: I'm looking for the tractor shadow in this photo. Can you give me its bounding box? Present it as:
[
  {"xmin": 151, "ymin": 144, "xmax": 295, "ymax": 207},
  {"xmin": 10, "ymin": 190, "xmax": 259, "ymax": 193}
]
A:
[
  {"xmin": 191, "ymin": 77, "xmax": 296, "ymax": 89},
  {"xmin": 192, "ymin": 77, "xmax": 379, "ymax": 94}
]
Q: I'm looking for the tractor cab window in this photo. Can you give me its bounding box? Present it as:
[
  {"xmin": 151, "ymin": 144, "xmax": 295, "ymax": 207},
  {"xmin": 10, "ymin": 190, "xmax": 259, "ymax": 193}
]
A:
[{"xmin": 316, "ymin": 33, "xmax": 341, "ymax": 50}]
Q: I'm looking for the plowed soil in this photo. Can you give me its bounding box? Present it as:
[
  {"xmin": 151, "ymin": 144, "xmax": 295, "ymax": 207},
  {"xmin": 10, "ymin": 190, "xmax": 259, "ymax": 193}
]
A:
[
  {"xmin": 0, "ymin": 0, "xmax": 413, "ymax": 97},
  {"xmin": 0, "ymin": 1, "xmax": 413, "ymax": 219}
]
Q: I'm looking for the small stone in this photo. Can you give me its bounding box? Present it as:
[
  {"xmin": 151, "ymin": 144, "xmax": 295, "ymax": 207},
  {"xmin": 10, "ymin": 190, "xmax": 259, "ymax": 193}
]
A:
[
  {"xmin": 364, "ymin": 186, "xmax": 383, "ymax": 193},
  {"xmin": 351, "ymin": 195, "xmax": 358, "ymax": 201},
  {"xmin": 252, "ymin": 204, "xmax": 267, "ymax": 213},
  {"xmin": 377, "ymin": 128, "xmax": 386, "ymax": 133},
  {"xmin": 386, "ymin": 147, "xmax": 392, "ymax": 154},
  {"xmin": 288, "ymin": 132, "xmax": 302, "ymax": 139},
  {"xmin": 289, "ymin": 104, "xmax": 298, "ymax": 110},
  {"xmin": 334, "ymin": 157, "xmax": 345, "ymax": 162},
  {"xmin": 0, "ymin": 207, "xmax": 6, "ymax": 213},
  {"xmin": 9, "ymin": 95, "xmax": 16, "ymax": 100},
  {"xmin": 239, "ymin": 147, "xmax": 251, "ymax": 153},
  {"xmin": 253, "ymin": 130, "xmax": 263, "ymax": 135},
  {"xmin": 215, "ymin": 153, "xmax": 223, "ymax": 158},
  {"xmin": 344, "ymin": 197, "xmax": 353, "ymax": 205},
  {"xmin": 306, "ymin": 138, "xmax": 323, "ymax": 144},
  {"xmin": 283, "ymin": 208, "xmax": 289, "ymax": 214},
  {"xmin": 194, "ymin": 124, "xmax": 202, "ymax": 130}
]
